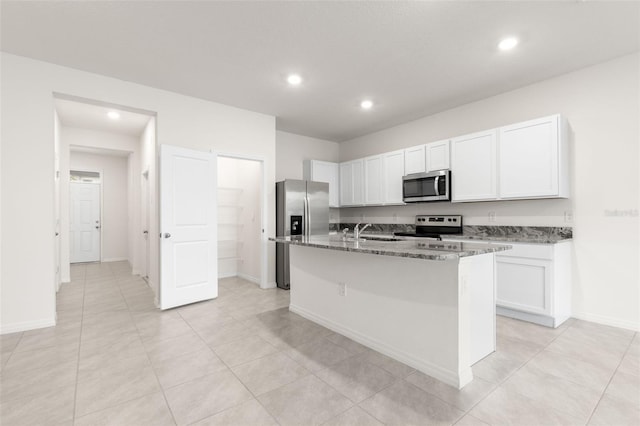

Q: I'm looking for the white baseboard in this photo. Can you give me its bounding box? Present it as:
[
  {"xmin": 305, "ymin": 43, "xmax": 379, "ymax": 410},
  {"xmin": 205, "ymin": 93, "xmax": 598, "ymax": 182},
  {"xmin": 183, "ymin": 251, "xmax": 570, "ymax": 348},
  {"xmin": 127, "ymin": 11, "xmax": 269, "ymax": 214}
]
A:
[
  {"xmin": 264, "ymin": 281, "xmax": 277, "ymax": 289},
  {"xmin": 218, "ymin": 271, "xmax": 237, "ymax": 279},
  {"xmin": 102, "ymin": 257, "xmax": 128, "ymax": 263},
  {"xmin": 290, "ymin": 304, "xmax": 472, "ymax": 389},
  {"xmin": 572, "ymin": 311, "xmax": 640, "ymax": 332},
  {"xmin": 1, "ymin": 317, "xmax": 56, "ymax": 335},
  {"xmin": 237, "ymin": 272, "xmax": 259, "ymax": 285}
]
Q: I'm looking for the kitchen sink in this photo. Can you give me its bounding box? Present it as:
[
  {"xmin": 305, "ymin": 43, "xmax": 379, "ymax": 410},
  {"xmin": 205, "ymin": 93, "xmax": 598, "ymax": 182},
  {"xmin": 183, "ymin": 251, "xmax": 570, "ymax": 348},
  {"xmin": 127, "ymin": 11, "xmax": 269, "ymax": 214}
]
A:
[{"xmin": 361, "ymin": 236, "xmax": 402, "ymax": 242}]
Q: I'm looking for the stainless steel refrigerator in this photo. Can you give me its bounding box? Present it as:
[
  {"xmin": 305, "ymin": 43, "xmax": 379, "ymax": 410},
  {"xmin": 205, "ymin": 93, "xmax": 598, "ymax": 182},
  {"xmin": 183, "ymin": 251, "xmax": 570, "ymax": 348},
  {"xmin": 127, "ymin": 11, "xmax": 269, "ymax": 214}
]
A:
[{"xmin": 276, "ymin": 180, "xmax": 329, "ymax": 289}]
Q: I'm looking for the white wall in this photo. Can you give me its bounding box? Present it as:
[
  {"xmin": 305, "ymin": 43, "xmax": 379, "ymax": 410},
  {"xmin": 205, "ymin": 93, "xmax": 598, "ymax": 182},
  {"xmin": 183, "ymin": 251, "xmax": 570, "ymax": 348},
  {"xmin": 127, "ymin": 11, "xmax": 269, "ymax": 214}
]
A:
[
  {"xmin": 70, "ymin": 152, "xmax": 129, "ymax": 262},
  {"xmin": 1, "ymin": 53, "xmax": 275, "ymax": 333},
  {"xmin": 276, "ymin": 131, "xmax": 340, "ymax": 181},
  {"xmin": 339, "ymin": 53, "xmax": 639, "ymax": 331},
  {"xmin": 59, "ymin": 126, "xmax": 139, "ymax": 283},
  {"xmin": 136, "ymin": 118, "xmax": 157, "ymax": 300},
  {"xmin": 54, "ymin": 110, "xmax": 61, "ymax": 291}
]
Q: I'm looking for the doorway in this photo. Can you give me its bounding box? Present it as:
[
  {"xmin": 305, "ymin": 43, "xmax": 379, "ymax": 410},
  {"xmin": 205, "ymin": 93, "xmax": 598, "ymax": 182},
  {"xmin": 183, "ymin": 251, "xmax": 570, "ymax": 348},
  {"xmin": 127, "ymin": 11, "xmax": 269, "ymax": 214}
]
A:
[
  {"xmin": 53, "ymin": 95, "xmax": 157, "ymax": 285},
  {"xmin": 217, "ymin": 154, "xmax": 268, "ymax": 288},
  {"xmin": 69, "ymin": 173, "xmax": 101, "ymax": 263}
]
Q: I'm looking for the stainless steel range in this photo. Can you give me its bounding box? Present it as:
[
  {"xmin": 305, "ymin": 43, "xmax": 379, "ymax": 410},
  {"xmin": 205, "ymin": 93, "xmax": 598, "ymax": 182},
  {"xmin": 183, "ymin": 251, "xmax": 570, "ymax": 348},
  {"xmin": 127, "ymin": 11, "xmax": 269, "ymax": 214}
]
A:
[{"xmin": 394, "ymin": 215, "xmax": 462, "ymax": 240}]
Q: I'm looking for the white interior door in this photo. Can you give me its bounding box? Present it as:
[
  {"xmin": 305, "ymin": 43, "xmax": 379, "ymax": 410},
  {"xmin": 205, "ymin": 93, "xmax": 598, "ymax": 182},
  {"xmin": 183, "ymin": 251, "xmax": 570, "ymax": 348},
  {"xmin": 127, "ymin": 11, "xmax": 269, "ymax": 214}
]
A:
[
  {"xmin": 160, "ymin": 145, "xmax": 217, "ymax": 310},
  {"xmin": 70, "ymin": 182, "xmax": 101, "ymax": 263}
]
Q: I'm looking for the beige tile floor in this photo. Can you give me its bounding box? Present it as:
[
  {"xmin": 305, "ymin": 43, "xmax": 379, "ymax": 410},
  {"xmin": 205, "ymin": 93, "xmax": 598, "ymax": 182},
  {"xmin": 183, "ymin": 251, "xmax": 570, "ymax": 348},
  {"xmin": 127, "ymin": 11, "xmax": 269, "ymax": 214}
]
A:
[{"xmin": 0, "ymin": 261, "xmax": 638, "ymax": 425}]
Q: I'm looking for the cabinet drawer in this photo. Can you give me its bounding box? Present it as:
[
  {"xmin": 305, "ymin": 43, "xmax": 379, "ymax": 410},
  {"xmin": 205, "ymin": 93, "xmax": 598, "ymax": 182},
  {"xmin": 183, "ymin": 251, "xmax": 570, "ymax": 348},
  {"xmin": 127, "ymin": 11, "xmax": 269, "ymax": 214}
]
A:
[{"xmin": 496, "ymin": 242, "xmax": 553, "ymax": 260}]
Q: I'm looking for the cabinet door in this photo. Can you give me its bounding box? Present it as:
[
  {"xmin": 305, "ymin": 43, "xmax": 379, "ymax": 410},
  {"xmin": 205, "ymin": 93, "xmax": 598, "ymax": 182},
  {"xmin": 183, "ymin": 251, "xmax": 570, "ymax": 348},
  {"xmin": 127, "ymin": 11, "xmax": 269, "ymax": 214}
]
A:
[
  {"xmin": 339, "ymin": 162, "xmax": 353, "ymax": 206},
  {"xmin": 364, "ymin": 156, "xmax": 383, "ymax": 205},
  {"xmin": 496, "ymin": 256, "xmax": 552, "ymax": 316},
  {"xmin": 352, "ymin": 159, "xmax": 365, "ymax": 205},
  {"xmin": 426, "ymin": 140, "xmax": 450, "ymax": 172},
  {"xmin": 499, "ymin": 115, "xmax": 559, "ymax": 199},
  {"xmin": 383, "ymin": 150, "xmax": 405, "ymax": 205},
  {"xmin": 306, "ymin": 161, "xmax": 340, "ymax": 207},
  {"xmin": 451, "ymin": 130, "xmax": 497, "ymax": 202},
  {"xmin": 404, "ymin": 145, "xmax": 426, "ymax": 175}
]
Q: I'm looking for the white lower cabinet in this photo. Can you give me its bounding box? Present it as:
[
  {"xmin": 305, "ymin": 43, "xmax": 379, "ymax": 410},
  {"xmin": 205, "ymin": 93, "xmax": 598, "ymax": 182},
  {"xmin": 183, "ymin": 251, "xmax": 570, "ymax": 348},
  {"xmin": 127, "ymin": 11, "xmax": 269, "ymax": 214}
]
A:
[
  {"xmin": 496, "ymin": 257, "xmax": 552, "ymax": 316},
  {"xmin": 443, "ymin": 238, "xmax": 572, "ymax": 328},
  {"xmin": 495, "ymin": 241, "xmax": 572, "ymax": 328}
]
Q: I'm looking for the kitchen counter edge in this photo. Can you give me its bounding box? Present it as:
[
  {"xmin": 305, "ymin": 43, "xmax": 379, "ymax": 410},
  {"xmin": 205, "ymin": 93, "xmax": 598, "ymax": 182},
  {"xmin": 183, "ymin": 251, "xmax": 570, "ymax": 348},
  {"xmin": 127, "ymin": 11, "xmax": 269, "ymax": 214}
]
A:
[{"xmin": 270, "ymin": 236, "xmax": 511, "ymax": 261}]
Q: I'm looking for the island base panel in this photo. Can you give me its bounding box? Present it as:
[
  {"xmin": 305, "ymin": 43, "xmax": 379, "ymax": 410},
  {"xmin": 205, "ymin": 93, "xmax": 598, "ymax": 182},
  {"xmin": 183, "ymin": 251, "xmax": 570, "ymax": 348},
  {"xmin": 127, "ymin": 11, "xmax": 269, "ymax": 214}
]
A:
[{"xmin": 289, "ymin": 245, "xmax": 495, "ymax": 389}]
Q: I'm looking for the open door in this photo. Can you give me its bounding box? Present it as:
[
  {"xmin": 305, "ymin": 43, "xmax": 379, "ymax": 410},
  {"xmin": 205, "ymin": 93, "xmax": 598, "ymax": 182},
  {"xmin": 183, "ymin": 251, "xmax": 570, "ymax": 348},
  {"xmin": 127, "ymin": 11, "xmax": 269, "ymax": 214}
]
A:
[{"xmin": 160, "ymin": 145, "xmax": 217, "ymax": 310}]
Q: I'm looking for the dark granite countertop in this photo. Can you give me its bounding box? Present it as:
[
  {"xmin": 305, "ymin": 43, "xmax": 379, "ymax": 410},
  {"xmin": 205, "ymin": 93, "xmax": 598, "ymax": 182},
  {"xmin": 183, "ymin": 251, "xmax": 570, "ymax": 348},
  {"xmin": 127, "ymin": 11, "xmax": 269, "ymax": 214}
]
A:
[
  {"xmin": 448, "ymin": 226, "xmax": 572, "ymax": 244},
  {"xmin": 270, "ymin": 235, "xmax": 511, "ymax": 261},
  {"xmin": 330, "ymin": 223, "xmax": 572, "ymax": 244}
]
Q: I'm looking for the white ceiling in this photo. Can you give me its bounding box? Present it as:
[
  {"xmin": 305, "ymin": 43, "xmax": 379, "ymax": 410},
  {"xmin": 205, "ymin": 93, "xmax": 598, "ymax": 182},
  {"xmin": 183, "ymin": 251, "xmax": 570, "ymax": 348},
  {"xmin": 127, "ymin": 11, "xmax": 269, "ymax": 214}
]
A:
[
  {"xmin": 2, "ymin": 1, "xmax": 639, "ymax": 142},
  {"xmin": 55, "ymin": 98, "xmax": 152, "ymax": 137}
]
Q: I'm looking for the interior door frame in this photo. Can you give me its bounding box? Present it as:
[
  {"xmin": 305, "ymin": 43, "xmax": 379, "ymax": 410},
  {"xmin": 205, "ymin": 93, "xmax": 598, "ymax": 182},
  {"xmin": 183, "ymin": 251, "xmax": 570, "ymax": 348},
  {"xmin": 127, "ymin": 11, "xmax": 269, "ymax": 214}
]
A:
[
  {"xmin": 69, "ymin": 171, "xmax": 103, "ymax": 263},
  {"xmin": 216, "ymin": 152, "xmax": 269, "ymax": 289}
]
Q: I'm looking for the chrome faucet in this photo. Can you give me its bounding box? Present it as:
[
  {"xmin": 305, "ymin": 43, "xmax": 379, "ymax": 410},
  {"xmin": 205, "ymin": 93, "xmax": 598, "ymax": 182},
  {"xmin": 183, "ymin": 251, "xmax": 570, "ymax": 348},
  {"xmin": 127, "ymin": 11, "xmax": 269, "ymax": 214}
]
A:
[{"xmin": 354, "ymin": 222, "xmax": 372, "ymax": 240}]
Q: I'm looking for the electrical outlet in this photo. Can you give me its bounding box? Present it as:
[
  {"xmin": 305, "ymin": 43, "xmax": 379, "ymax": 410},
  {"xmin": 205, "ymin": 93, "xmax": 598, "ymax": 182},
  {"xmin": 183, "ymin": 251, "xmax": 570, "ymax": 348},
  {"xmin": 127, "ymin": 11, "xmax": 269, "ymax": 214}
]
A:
[
  {"xmin": 337, "ymin": 282, "xmax": 346, "ymax": 296},
  {"xmin": 488, "ymin": 211, "xmax": 496, "ymax": 222},
  {"xmin": 564, "ymin": 211, "xmax": 573, "ymax": 222}
]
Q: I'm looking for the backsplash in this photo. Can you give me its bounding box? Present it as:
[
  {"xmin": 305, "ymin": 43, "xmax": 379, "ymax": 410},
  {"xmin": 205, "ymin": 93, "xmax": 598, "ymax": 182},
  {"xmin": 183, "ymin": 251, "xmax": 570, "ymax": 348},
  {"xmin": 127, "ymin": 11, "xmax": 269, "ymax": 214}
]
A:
[
  {"xmin": 330, "ymin": 223, "xmax": 573, "ymax": 241},
  {"xmin": 329, "ymin": 223, "xmax": 415, "ymax": 234}
]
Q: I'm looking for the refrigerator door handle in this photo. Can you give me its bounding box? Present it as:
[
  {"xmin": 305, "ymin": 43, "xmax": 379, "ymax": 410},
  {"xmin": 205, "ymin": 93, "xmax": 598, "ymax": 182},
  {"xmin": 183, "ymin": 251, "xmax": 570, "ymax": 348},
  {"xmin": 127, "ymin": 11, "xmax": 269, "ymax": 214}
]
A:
[{"xmin": 303, "ymin": 196, "xmax": 309, "ymax": 238}]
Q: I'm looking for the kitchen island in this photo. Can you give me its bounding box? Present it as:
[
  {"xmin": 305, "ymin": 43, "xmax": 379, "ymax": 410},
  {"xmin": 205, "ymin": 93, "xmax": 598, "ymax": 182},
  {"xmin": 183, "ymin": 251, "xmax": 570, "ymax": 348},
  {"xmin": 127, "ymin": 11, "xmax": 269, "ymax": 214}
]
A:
[{"xmin": 271, "ymin": 235, "xmax": 511, "ymax": 389}]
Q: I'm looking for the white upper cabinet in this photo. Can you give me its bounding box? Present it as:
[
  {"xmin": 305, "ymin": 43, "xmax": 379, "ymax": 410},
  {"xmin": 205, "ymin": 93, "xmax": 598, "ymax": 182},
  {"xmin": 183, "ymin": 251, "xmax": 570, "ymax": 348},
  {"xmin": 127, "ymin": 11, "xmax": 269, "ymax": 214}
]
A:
[
  {"xmin": 425, "ymin": 140, "xmax": 450, "ymax": 172},
  {"xmin": 364, "ymin": 155, "xmax": 384, "ymax": 205},
  {"xmin": 303, "ymin": 160, "xmax": 340, "ymax": 207},
  {"xmin": 451, "ymin": 129, "xmax": 498, "ymax": 202},
  {"xmin": 313, "ymin": 114, "xmax": 569, "ymax": 206},
  {"xmin": 404, "ymin": 145, "xmax": 426, "ymax": 175},
  {"xmin": 339, "ymin": 161, "xmax": 353, "ymax": 206},
  {"xmin": 499, "ymin": 114, "xmax": 569, "ymax": 199},
  {"xmin": 382, "ymin": 150, "xmax": 405, "ymax": 205},
  {"xmin": 340, "ymin": 159, "xmax": 364, "ymax": 206},
  {"xmin": 352, "ymin": 159, "xmax": 365, "ymax": 205}
]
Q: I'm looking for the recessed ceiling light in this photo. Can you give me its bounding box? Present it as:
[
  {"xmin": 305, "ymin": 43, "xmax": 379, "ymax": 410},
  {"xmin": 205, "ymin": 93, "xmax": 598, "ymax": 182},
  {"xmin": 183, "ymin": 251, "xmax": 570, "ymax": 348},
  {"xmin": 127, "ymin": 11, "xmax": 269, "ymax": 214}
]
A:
[
  {"xmin": 287, "ymin": 74, "xmax": 302, "ymax": 86},
  {"xmin": 360, "ymin": 100, "xmax": 373, "ymax": 110},
  {"xmin": 107, "ymin": 111, "xmax": 120, "ymax": 120},
  {"xmin": 498, "ymin": 37, "xmax": 519, "ymax": 51}
]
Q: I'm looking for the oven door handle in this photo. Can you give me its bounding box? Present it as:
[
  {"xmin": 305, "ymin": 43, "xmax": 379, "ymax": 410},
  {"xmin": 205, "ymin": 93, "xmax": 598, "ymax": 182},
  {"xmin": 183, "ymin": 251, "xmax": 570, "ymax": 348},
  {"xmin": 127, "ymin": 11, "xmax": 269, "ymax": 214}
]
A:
[{"xmin": 433, "ymin": 176, "xmax": 440, "ymax": 196}]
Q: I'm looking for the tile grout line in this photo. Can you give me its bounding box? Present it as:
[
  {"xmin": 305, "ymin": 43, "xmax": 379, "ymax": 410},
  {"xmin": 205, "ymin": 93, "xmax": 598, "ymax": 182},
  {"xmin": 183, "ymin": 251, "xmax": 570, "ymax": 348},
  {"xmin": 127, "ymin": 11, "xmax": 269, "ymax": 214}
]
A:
[
  {"xmin": 174, "ymin": 301, "xmax": 282, "ymax": 426},
  {"xmin": 70, "ymin": 263, "xmax": 87, "ymax": 424},
  {"xmin": 115, "ymin": 263, "xmax": 180, "ymax": 426},
  {"xmin": 449, "ymin": 318, "xmax": 576, "ymax": 423},
  {"xmin": 583, "ymin": 332, "xmax": 636, "ymax": 425},
  {"xmin": 75, "ymin": 264, "xmax": 170, "ymax": 422}
]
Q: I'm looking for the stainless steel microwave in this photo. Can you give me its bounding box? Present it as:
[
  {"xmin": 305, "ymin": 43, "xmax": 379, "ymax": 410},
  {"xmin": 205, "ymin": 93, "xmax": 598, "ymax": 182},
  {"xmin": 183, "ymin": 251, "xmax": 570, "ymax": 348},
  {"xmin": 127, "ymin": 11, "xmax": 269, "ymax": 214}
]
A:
[{"xmin": 402, "ymin": 170, "xmax": 451, "ymax": 203}]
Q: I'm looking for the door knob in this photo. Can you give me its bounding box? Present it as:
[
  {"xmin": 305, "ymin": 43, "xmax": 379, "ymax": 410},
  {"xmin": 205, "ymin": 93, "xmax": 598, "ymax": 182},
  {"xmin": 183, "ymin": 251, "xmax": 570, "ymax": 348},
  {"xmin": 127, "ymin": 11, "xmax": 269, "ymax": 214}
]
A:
[{"xmin": 164, "ymin": 233, "xmax": 171, "ymax": 239}]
